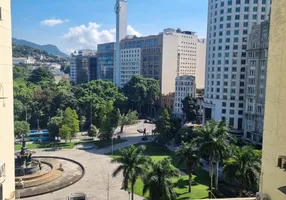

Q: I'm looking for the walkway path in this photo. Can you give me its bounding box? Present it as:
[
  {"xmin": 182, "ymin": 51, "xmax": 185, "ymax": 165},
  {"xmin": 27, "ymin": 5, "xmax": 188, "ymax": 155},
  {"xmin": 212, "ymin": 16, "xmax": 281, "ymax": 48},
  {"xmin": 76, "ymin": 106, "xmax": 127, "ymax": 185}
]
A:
[{"xmin": 25, "ymin": 121, "xmax": 153, "ymax": 200}]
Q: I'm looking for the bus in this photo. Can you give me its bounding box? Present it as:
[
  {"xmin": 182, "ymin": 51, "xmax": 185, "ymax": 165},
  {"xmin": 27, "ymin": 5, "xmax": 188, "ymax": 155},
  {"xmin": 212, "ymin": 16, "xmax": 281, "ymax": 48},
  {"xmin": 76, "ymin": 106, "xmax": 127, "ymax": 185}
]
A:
[{"xmin": 28, "ymin": 130, "xmax": 52, "ymax": 142}]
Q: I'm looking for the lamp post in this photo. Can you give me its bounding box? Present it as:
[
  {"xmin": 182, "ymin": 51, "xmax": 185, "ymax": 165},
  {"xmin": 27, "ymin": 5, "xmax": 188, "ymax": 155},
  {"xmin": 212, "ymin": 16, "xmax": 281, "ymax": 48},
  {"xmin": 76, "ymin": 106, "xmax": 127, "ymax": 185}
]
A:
[
  {"xmin": 37, "ymin": 119, "xmax": 40, "ymax": 132},
  {"xmin": 111, "ymin": 136, "xmax": 114, "ymax": 155}
]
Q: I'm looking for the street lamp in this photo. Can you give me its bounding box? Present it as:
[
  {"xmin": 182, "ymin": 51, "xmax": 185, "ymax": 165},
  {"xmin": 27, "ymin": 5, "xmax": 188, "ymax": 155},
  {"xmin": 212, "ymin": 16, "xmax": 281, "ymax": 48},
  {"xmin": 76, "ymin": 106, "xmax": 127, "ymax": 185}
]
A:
[
  {"xmin": 111, "ymin": 134, "xmax": 116, "ymax": 155},
  {"xmin": 37, "ymin": 119, "xmax": 40, "ymax": 132}
]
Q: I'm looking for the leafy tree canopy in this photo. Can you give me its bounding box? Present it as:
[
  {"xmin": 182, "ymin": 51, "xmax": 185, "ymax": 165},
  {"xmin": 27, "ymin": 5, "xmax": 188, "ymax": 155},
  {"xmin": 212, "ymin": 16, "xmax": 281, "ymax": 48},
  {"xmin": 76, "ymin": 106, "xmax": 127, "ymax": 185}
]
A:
[
  {"xmin": 14, "ymin": 121, "xmax": 30, "ymax": 138},
  {"xmin": 29, "ymin": 67, "xmax": 54, "ymax": 83},
  {"xmin": 182, "ymin": 97, "xmax": 199, "ymax": 122}
]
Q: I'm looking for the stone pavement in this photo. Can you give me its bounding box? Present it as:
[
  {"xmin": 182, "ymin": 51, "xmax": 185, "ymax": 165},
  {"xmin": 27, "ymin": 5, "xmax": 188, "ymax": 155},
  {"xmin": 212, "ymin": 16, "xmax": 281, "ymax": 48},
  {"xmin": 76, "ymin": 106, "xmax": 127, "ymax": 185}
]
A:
[{"xmin": 24, "ymin": 121, "xmax": 153, "ymax": 200}]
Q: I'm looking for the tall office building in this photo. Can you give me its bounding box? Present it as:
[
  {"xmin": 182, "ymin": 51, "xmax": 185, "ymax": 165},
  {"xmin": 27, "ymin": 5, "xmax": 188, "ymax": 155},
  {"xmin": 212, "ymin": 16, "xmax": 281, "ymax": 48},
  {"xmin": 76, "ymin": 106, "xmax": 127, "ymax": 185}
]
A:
[
  {"xmin": 88, "ymin": 56, "xmax": 98, "ymax": 81},
  {"xmin": 204, "ymin": 0, "xmax": 271, "ymax": 133},
  {"xmin": 76, "ymin": 56, "xmax": 89, "ymax": 84},
  {"xmin": 70, "ymin": 50, "xmax": 96, "ymax": 84},
  {"xmin": 120, "ymin": 48, "xmax": 141, "ymax": 88},
  {"xmin": 120, "ymin": 29, "xmax": 206, "ymax": 94},
  {"xmin": 0, "ymin": 1, "xmax": 15, "ymax": 199},
  {"xmin": 244, "ymin": 20, "xmax": 269, "ymax": 145},
  {"xmin": 115, "ymin": 0, "xmax": 128, "ymax": 86},
  {"xmin": 70, "ymin": 57, "xmax": 77, "ymax": 83},
  {"xmin": 97, "ymin": 42, "xmax": 116, "ymax": 82}
]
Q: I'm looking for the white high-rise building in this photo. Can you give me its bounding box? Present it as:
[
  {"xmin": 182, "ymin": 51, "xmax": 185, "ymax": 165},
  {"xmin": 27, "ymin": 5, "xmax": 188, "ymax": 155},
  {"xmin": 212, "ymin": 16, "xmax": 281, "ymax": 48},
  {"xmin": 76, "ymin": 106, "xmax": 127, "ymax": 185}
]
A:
[
  {"xmin": 176, "ymin": 31, "xmax": 206, "ymax": 89},
  {"xmin": 120, "ymin": 48, "xmax": 141, "ymax": 88},
  {"xmin": 173, "ymin": 75, "xmax": 196, "ymax": 116},
  {"xmin": 115, "ymin": 0, "xmax": 128, "ymax": 86},
  {"xmin": 204, "ymin": 0, "xmax": 271, "ymax": 132},
  {"xmin": 70, "ymin": 57, "xmax": 77, "ymax": 83}
]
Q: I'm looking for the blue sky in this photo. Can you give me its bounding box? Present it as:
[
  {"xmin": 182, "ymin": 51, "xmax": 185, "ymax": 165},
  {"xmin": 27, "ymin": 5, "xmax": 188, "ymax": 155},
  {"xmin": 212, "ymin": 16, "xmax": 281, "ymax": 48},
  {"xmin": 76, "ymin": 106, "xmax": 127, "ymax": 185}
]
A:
[{"xmin": 12, "ymin": 0, "xmax": 208, "ymax": 54}]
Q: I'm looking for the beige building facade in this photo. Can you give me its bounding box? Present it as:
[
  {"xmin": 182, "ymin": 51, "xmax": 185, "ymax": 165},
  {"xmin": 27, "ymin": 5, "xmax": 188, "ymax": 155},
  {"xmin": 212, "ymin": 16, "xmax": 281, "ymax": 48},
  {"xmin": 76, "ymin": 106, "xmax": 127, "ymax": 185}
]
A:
[
  {"xmin": 0, "ymin": 0, "xmax": 15, "ymax": 199},
  {"xmin": 260, "ymin": 0, "xmax": 286, "ymax": 199},
  {"xmin": 120, "ymin": 29, "xmax": 206, "ymax": 95}
]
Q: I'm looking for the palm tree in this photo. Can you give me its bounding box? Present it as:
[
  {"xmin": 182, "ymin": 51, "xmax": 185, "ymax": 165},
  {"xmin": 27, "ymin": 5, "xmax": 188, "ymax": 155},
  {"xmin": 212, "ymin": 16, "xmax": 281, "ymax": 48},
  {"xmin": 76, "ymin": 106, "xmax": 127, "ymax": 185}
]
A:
[
  {"xmin": 142, "ymin": 158, "xmax": 180, "ymax": 200},
  {"xmin": 175, "ymin": 142, "xmax": 201, "ymax": 193},
  {"xmin": 195, "ymin": 120, "xmax": 234, "ymax": 193},
  {"xmin": 111, "ymin": 145, "xmax": 150, "ymax": 200},
  {"xmin": 223, "ymin": 146, "xmax": 261, "ymax": 197}
]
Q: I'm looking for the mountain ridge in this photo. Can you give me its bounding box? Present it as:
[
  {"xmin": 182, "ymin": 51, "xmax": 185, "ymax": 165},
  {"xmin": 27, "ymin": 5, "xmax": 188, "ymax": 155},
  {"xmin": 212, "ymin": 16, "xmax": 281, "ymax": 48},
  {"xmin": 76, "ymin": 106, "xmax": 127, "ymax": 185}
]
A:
[{"xmin": 12, "ymin": 38, "xmax": 67, "ymax": 57}]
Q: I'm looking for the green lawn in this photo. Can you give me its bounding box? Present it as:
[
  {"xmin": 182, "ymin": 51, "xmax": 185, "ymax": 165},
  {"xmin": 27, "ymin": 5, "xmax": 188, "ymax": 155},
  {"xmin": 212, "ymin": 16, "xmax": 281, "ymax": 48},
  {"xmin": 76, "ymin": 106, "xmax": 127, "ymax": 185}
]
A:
[
  {"xmin": 15, "ymin": 138, "xmax": 127, "ymax": 151},
  {"xmin": 110, "ymin": 142, "xmax": 209, "ymax": 199}
]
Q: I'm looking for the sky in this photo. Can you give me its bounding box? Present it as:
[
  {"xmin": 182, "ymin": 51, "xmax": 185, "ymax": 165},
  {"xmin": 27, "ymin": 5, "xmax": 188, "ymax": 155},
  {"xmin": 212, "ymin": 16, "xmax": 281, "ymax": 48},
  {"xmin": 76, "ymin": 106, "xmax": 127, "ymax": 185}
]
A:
[{"xmin": 11, "ymin": 0, "xmax": 208, "ymax": 54}]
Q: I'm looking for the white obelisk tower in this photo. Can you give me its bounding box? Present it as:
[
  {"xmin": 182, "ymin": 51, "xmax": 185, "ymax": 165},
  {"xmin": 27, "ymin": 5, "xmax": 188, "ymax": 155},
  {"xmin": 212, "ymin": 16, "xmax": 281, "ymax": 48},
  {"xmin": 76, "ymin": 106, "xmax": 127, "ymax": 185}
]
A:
[{"xmin": 114, "ymin": 0, "xmax": 127, "ymax": 86}]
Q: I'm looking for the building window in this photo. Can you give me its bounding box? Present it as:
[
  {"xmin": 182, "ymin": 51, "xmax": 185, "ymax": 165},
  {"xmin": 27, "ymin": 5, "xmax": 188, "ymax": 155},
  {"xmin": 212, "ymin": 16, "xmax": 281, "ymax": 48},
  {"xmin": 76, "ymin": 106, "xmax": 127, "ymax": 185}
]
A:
[
  {"xmin": 238, "ymin": 118, "xmax": 243, "ymax": 130},
  {"xmin": 229, "ymin": 118, "xmax": 234, "ymax": 127}
]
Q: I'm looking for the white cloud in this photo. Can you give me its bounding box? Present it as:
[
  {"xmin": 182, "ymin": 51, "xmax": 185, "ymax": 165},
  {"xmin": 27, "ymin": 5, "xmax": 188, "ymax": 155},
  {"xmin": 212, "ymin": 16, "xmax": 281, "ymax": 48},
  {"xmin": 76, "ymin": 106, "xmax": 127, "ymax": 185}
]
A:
[
  {"xmin": 127, "ymin": 25, "xmax": 142, "ymax": 37},
  {"xmin": 41, "ymin": 19, "xmax": 69, "ymax": 27},
  {"xmin": 63, "ymin": 22, "xmax": 141, "ymax": 50}
]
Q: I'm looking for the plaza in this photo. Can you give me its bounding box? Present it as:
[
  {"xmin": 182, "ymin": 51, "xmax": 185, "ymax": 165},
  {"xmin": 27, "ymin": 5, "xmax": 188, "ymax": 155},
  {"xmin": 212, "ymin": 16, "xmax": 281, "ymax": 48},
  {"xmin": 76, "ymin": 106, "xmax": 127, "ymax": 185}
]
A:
[{"xmin": 22, "ymin": 121, "xmax": 152, "ymax": 200}]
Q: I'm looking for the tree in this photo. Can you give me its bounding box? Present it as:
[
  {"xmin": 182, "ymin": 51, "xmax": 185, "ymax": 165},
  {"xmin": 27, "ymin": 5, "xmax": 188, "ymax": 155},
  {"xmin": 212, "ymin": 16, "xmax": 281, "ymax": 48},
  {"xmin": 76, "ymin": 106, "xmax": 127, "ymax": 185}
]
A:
[
  {"xmin": 13, "ymin": 66, "xmax": 30, "ymax": 81},
  {"xmin": 143, "ymin": 158, "xmax": 180, "ymax": 200},
  {"xmin": 118, "ymin": 110, "xmax": 138, "ymax": 133},
  {"xmin": 14, "ymin": 121, "xmax": 30, "ymax": 138},
  {"xmin": 111, "ymin": 145, "xmax": 150, "ymax": 200},
  {"xmin": 176, "ymin": 28, "xmax": 182, "ymax": 33},
  {"xmin": 223, "ymin": 146, "xmax": 261, "ymax": 196},
  {"xmin": 47, "ymin": 116, "xmax": 63, "ymax": 138},
  {"xmin": 154, "ymin": 109, "xmax": 172, "ymax": 145},
  {"xmin": 99, "ymin": 108, "xmax": 119, "ymax": 140},
  {"xmin": 29, "ymin": 67, "xmax": 54, "ymax": 83},
  {"xmin": 174, "ymin": 127, "xmax": 198, "ymax": 145},
  {"xmin": 176, "ymin": 142, "xmax": 201, "ymax": 193},
  {"xmin": 88, "ymin": 124, "xmax": 98, "ymax": 138},
  {"xmin": 182, "ymin": 97, "xmax": 199, "ymax": 122},
  {"xmin": 122, "ymin": 75, "xmax": 159, "ymax": 115},
  {"xmin": 62, "ymin": 107, "xmax": 79, "ymax": 139},
  {"xmin": 170, "ymin": 116, "xmax": 182, "ymax": 138},
  {"xmin": 123, "ymin": 75, "xmax": 147, "ymax": 112},
  {"xmin": 59, "ymin": 124, "xmax": 72, "ymax": 143},
  {"xmin": 195, "ymin": 120, "xmax": 233, "ymax": 194}
]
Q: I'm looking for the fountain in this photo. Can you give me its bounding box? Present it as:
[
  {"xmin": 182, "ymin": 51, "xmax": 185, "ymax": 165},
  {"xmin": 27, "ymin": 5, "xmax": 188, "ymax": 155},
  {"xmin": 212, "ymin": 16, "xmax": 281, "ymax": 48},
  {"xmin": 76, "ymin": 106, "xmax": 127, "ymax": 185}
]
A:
[
  {"xmin": 14, "ymin": 135, "xmax": 85, "ymax": 198},
  {"xmin": 15, "ymin": 136, "xmax": 40, "ymax": 176}
]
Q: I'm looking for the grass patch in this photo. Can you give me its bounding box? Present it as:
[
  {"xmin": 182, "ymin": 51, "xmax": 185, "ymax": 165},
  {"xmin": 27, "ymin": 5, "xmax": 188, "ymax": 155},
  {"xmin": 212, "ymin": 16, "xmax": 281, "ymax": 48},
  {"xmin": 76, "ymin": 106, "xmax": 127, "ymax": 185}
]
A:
[
  {"xmin": 110, "ymin": 142, "xmax": 209, "ymax": 199},
  {"xmin": 15, "ymin": 138, "xmax": 127, "ymax": 151}
]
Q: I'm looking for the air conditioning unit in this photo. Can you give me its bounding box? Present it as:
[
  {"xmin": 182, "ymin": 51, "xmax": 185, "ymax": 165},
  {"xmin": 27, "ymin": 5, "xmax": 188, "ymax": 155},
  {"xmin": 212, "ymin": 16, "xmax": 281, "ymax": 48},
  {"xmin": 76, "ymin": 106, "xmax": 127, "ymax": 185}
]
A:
[{"xmin": 256, "ymin": 192, "xmax": 269, "ymax": 200}]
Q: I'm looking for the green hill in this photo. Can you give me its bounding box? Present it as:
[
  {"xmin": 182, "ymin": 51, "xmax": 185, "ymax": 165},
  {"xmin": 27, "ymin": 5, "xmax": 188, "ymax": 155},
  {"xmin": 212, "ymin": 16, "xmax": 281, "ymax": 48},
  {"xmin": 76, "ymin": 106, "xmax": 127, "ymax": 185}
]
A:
[{"xmin": 12, "ymin": 38, "xmax": 67, "ymax": 57}]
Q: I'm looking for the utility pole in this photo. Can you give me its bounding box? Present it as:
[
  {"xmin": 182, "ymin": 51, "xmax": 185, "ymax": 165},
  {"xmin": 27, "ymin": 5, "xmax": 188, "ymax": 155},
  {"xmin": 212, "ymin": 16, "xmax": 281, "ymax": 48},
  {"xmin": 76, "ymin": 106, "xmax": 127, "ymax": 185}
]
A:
[
  {"xmin": 111, "ymin": 136, "xmax": 114, "ymax": 155},
  {"xmin": 37, "ymin": 119, "xmax": 40, "ymax": 132}
]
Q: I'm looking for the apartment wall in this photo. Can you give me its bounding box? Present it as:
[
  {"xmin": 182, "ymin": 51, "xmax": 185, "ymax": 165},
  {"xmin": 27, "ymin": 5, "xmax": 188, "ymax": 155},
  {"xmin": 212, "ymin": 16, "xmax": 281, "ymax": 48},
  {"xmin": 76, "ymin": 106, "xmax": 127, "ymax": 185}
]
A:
[
  {"xmin": 161, "ymin": 34, "xmax": 178, "ymax": 95},
  {"xmin": 0, "ymin": 0, "xmax": 15, "ymax": 199},
  {"xmin": 120, "ymin": 48, "xmax": 141, "ymax": 87},
  {"xmin": 196, "ymin": 39, "xmax": 206, "ymax": 89},
  {"xmin": 260, "ymin": 0, "xmax": 286, "ymax": 199}
]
